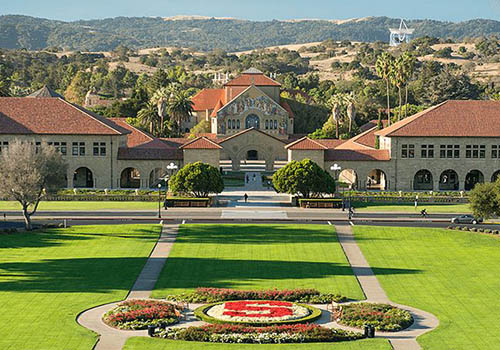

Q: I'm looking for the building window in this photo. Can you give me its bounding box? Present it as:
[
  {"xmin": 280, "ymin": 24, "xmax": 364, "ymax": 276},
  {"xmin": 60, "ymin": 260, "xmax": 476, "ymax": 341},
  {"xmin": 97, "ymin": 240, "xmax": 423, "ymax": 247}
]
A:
[
  {"xmin": 73, "ymin": 142, "xmax": 85, "ymax": 156},
  {"xmin": 440, "ymin": 145, "xmax": 446, "ymax": 158},
  {"xmin": 0, "ymin": 141, "xmax": 8, "ymax": 154},
  {"xmin": 265, "ymin": 120, "xmax": 269, "ymax": 129},
  {"xmin": 274, "ymin": 120, "xmax": 278, "ymax": 130},
  {"xmin": 35, "ymin": 142, "xmax": 41, "ymax": 154},
  {"xmin": 440, "ymin": 145, "xmax": 459, "ymax": 158},
  {"xmin": 454, "ymin": 145, "xmax": 460, "ymax": 158},
  {"xmin": 61, "ymin": 142, "xmax": 67, "ymax": 156},
  {"xmin": 492, "ymin": 145, "xmax": 500, "ymax": 158},
  {"xmin": 72, "ymin": 142, "xmax": 79, "ymax": 156},
  {"xmin": 237, "ymin": 120, "xmax": 240, "ymax": 129},
  {"xmin": 402, "ymin": 144, "xmax": 414, "ymax": 158},
  {"xmin": 93, "ymin": 142, "xmax": 106, "ymax": 156},
  {"xmin": 466, "ymin": 145, "xmax": 485, "ymax": 159},
  {"xmin": 421, "ymin": 145, "xmax": 434, "ymax": 158}
]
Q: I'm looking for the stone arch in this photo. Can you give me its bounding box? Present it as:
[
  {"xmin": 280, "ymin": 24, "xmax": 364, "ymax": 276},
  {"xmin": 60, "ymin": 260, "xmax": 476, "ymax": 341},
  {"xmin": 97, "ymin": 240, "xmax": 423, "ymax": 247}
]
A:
[
  {"xmin": 149, "ymin": 168, "xmax": 167, "ymax": 188},
  {"xmin": 120, "ymin": 167, "xmax": 141, "ymax": 188},
  {"xmin": 339, "ymin": 169, "xmax": 358, "ymax": 190},
  {"xmin": 414, "ymin": 169, "xmax": 433, "ymax": 191},
  {"xmin": 73, "ymin": 167, "xmax": 94, "ymax": 188},
  {"xmin": 439, "ymin": 169, "xmax": 459, "ymax": 191},
  {"xmin": 367, "ymin": 169, "xmax": 388, "ymax": 190},
  {"xmin": 465, "ymin": 170, "xmax": 484, "ymax": 191},
  {"xmin": 245, "ymin": 114, "xmax": 260, "ymax": 129},
  {"xmin": 491, "ymin": 170, "xmax": 500, "ymax": 183}
]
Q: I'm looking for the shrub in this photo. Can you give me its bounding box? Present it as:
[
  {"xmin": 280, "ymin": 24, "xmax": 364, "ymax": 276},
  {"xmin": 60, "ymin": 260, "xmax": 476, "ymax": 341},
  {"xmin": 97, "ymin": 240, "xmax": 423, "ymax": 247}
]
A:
[
  {"xmin": 165, "ymin": 287, "xmax": 347, "ymax": 303},
  {"xmin": 336, "ymin": 303, "xmax": 413, "ymax": 332},
  {"xmin": 484, "ymin": 229, "xmax": 492, "ymax": 234},
  {"xmin": 103, "ymin": 300, "xmax": 180, "ymax": 330},
  {"xmin": 461, "ymin": 226, "xmax": 470, "ymax": 231},
  {"xmin": 157, "ymin": 323, "xmax": 363, "ymax": 343}
]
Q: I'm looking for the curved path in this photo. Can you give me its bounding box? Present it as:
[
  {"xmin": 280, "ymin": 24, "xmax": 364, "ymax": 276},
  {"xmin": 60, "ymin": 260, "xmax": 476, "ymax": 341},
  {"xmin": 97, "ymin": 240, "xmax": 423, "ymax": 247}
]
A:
[
  {"xmin": 333, "ymin": 223, "xmax": 439, "ymax": 350},
  {"xmin": 78, "ymin": 222, "xmax": 438, "ymax": 350}
]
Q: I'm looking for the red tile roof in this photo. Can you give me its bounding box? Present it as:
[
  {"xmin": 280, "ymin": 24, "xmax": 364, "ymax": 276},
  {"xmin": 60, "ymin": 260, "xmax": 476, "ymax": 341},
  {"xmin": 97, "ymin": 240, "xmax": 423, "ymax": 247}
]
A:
[
  {"xmin": 285, "ymin": 137, "xmax": 328, "ymax": 150},
  {"xmin": 0, "ymin": 97, "xmax": 129, "ymax": 135},
  {"xmin": 325, "ymin": 149, "xmax": 391, "ymax": 161},
  {"xmin": 316, "ymin": 139, "xmax": 346, "ymax": 149},
  {"xmin": 118, "ymin": 147, "xmax": 183, "ymax": 160},
  {"xmin": 210, "ymin": 99, "xmax": 224, "ymax": 118},
  {"xmin": 225, "ymin": 73, "xmax": 281, "ymax": 87},
  {"xmin": 218, "ymin": 127, "xmax": 287, "ymax": 145},
  {"xmin": 109, "ymin": 118, "xmax": 153, "ymax": 147},
  {"xmin": 180, "ymin": 136, "xmax": 223, "ymax": 149},
  {"xmin": 376, "ymin": 100, "xmax": 500, "ymax": 138},
  {"xmin": 191, "ymin": 89, "xmax": 224, "ymax": 111}
]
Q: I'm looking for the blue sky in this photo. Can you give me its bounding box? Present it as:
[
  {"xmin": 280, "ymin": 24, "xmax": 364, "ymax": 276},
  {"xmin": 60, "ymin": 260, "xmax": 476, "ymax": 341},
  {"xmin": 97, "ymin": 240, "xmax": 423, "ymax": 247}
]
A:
[{"xmin": 2, "ymin": 0, "xmax": 499, "ymax": 22}]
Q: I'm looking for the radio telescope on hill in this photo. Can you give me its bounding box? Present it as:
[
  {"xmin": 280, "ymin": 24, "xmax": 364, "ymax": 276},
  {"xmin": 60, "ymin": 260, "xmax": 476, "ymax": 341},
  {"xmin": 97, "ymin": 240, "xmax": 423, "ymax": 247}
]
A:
[{"xmin": 389, "ymin": 19, "xmax": 415, "ymax": 46}]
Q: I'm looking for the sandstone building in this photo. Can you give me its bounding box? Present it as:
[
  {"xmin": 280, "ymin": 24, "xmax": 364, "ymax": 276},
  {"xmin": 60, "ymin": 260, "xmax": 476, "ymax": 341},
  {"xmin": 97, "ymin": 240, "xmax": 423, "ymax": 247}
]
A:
[{"xmin": 0, "ymin": 71, "xmax": 499, "ymax": 192}]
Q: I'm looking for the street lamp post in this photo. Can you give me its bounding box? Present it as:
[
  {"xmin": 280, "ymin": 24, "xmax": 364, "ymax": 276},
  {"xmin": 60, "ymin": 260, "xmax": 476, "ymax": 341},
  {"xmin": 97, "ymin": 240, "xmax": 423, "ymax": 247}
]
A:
[
  {"xmin": 330, "ymin": 163, "xmax": 343, "ymax": 210},
  {"xmin": 164, "ymin": 163, "xmax": 178, "ymax": 212},
  {"xmin": 158, "ymin": 183, "xmax": 162, "ymax": 218}
]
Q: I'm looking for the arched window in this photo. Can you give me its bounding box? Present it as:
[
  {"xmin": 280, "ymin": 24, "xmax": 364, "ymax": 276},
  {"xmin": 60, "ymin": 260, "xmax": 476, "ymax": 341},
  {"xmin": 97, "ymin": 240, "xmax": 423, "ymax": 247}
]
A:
[
  {"xmin": 274, "ymin": 120, "xmax": 278, "ymax": 129},
  {"xmin": 265, "ymin": 120, "xmax": 269, "ymax": 129},
  {"xmin": 227, "ymin": 120, "xmax": 232, "ymax": 129},
  {"xmin": 232, "ymin": 119, "xmax": 236, "ymax": 129},
  {"xmin": 245, "ymin": 114, "xmax": 260, "ymax": 129},
  {"xmin": 237, "ymin": 120, "xmax": 240, "ymax": 129}
]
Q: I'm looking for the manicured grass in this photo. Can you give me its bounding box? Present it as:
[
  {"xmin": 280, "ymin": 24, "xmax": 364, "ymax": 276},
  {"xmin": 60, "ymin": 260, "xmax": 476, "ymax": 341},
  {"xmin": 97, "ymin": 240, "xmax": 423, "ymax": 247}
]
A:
[
  {"xmin": 352, "ymin": 202, "xmax": 471, "ymax": 213},
  {"xmin": 152, "ymin": 224, "xmax": 364, "ymax": 299},
  {"xmin": 124, "ymin": 338, "xmax": 391, "ymax": 350},
  {"xmin": 0, "ymin": 200, "xmax": 157, "ymax": 211},
  {"xmin": 353, "ymin": 226, "xmax": 500, "ymax": 350},
  {"xmin": 0, "ymin": 224, "xmax": 161, "ymax": 350}
]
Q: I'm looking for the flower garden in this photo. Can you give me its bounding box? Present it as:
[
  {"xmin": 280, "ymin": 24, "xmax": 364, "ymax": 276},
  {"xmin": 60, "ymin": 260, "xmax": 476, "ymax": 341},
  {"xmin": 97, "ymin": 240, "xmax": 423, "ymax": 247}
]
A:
[
  {"xmin": 103, "ymin": 300, "xmax": 182, "ymax": 330},
  {"xmin": 335, "ymin": 303, "xmax": 413, "ymax": 331}
]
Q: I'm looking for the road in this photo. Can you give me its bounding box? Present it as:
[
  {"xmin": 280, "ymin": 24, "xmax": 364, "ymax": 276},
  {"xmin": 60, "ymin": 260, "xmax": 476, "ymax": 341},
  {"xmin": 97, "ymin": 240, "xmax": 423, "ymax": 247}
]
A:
[{"xmin": 1, "ymin": 207, "xmax": 497, "ymax": 230}]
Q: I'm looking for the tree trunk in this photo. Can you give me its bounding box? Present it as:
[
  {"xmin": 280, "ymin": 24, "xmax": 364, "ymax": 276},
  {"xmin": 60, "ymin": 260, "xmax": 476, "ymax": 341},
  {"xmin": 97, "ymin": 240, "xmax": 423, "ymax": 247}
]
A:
[
  {"xmin": 405, "ymin": 85, "xmax": 409, "ymax": 119},
  {"xmin": 386, "ymin": 80, "xmax": 391, "ymax": 126},
  {"xmin": 398, "ymin": 86, "xmax": 402, "ymax": 121},
  {"xmin": 335, "ymin": 119, "xmax": 339, "ymax": 139},
  {"xmin": 22, "ymin": 205, "xmax": 32, "ymax": 231}
]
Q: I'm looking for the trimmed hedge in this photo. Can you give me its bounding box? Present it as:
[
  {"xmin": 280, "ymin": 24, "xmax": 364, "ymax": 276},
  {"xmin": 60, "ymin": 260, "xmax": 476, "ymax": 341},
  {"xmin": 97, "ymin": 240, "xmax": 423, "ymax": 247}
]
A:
[
  {"xmin": 156, "ymin": 323, "xmax": 363, "ymax": 343},
  {"xmin": 165, "ymin": 287, "xmax": 347, "ymax": 303},
  {"xmin": 447, "ymin": 226, "xmax": 499, "ymax": 235},
  {"xmin": 194, "ymin": 301, "xmax": 322, "ymax": 326},
  {"xmin": 336, "ymin": 303, "xmax": 413, "ymax": 332},
  {"xmin": 299, "ymin": 199, "xmax": 343, "ymax": 209}
]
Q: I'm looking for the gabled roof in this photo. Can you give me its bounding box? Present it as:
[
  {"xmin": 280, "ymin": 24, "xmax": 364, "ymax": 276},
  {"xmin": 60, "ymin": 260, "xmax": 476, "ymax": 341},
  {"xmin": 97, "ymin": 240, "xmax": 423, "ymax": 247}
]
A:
[
  {"xmin": 375, "ymin": 100, "xmax": 500, "ymax": 138},
  {"xmin": 191, "ymin": 89, "xmax": 224, "ymax": 111},
  {"xmin": 27, "ymin": 86, "xmax": 64, "ymax": 99},
  {"xmin": 180, "ymin": 136, "xmax": 223, "ymax": 149},
  {"xmin": 109, "ymin": 118, "xmax": 153, "ymax": 147},
  {"xmin": 0, "ymin": 97, "xmax": 129, "ymax": 135},
  {"xmin": 210, "ymin": 99, "xmax": 224, "ymax": 118},
  {"xmin": 216, "ymin": 85, "xmax": 288, "ymax": 116},
  {"xmin": 325, "ymin": 149, "xmax": 391, "ymax": 161},
  {"xmin": 225, "ymin": 70, "xmax": 281, "ymax": 87},
  {"xmin": 218, "ymin": 127, "xmax": 287, "ymax": 144},
  {"xmin": 285, "ymin": 137, "xmax": 328, "ymax": 150}
]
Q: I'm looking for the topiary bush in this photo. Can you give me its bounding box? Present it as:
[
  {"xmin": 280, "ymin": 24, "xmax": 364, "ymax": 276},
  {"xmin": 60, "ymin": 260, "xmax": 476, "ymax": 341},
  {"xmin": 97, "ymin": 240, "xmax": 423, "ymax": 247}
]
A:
[{"xmin": 336, "ymin": 303, "xmax": 413, "ymax": 332}]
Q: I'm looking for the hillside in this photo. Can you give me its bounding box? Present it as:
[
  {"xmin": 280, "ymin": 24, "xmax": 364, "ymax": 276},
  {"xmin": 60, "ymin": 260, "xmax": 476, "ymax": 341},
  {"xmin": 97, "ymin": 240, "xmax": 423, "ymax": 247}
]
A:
[{"xmin": 0, "ymin": 15, "xmax": 500, "ymax": 51}]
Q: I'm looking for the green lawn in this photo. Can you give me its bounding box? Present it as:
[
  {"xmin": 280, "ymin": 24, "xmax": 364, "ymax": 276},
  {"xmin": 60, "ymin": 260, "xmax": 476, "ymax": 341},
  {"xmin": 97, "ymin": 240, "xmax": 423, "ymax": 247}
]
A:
[
  {"xmin": 0, "ymin": 200, "xmax": 157, "ymax": 211},
  {"xmin": 352, "ymin": 202, "xmax": 471, "ymax": 213},
  {"xmin": 353, "ymin": 226, "xmax": 500, "ymax": 350},
  {"xmin": 0, "ymin": 224, "xmax": 161, "ymax": 350},
  {"xmin": 124, "ymin": 338, "xmax": 391, "ymax": 350},
  {"xmin": 152, "ymin": 224, "xmax": 364, "ymax": 299}
]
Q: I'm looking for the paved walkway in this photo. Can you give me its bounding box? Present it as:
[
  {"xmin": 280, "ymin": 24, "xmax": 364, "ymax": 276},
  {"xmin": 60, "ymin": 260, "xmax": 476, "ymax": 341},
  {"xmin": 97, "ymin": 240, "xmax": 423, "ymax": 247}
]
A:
[
  {"xmin": 77, "ymin": 224, "xmax": 179, "ymax": 350},
  {"xmin": 334, "ymin": 223, "xmax": 439, "ymax": 350}
]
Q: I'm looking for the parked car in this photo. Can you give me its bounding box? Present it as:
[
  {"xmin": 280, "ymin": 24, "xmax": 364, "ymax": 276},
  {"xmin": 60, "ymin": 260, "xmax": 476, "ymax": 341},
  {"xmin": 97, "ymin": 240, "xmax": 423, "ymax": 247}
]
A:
[{"xmin": 451, "ymin": 215, "xmax": 483, "ymax": 224}]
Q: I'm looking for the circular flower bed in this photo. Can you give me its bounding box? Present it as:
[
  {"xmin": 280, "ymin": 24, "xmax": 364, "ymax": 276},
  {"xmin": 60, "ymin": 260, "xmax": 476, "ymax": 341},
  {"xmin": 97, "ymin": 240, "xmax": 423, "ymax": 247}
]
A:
[
  {"xmin": 336, "ymin": 303, "xmax": 413, "ymax": 331},
  {"xmin": 195, "ymin": 300, "xmax": 321, "ymax": 326},
  {"xmin": 157, "ymin": 323, "xmax": 363, "ymax": 344},
  {"xmin": 103, "ymin": 299, "xmax": 181, "ymax": 330}
]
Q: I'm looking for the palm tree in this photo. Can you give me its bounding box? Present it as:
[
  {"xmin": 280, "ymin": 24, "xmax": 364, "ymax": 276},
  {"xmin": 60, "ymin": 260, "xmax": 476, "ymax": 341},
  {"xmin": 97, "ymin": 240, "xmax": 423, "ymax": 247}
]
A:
[
  {"xmin": 345, "ymin": 93, "xmax": 356, "ymax": 134},
  {"xmin": 329, "ymin": 94, "xmax": 346, "ymax": 139},
  {"xmin": 0, "ymin": 78, "xmax": 10, "ymax": 97},
  {"xmin": 376, "ymin": 52, "xmax": 394, "ymax": 126},
  {"xmin": 137, "ymin": 100, "xmax": 159, "ymax": 135},
  {"xmin": 391, "ymin": 56, "xmax": 406, "ymax": 122},
  {"xmin": 166, "ymin": 87, "xmax": 194, "ymax": 136},
  {"xmin": 401, "ymin": 52, "xmax": 416, "ymax": 119},
  {"xmin": 151, "ymin": 87, "xmax": 171, "ymax": 136}
]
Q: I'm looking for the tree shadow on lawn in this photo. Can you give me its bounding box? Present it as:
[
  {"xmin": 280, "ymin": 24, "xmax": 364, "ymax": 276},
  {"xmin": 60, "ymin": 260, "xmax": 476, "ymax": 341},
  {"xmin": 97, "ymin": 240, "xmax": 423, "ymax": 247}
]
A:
[
  {"xmin": 176, "ymin": 224, "xmax": 347, "ymax": 245},
  {"xmin": 158, "ymin": 257, "xmax": 421, "ymax": 291},
  {"xmin": 0, "ymin": 228, "xmax": 157, "ymax": 250},
  {"xmin": 0, "ymin": 257, "xmax": 150, "ymax": 293}
]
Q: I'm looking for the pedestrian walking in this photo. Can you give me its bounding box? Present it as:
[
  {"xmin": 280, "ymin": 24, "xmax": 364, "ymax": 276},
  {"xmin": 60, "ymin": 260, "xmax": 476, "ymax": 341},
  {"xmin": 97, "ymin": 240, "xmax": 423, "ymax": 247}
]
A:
[{"xmin": 244, "ymin": 193, "xmax": 249, "ymax": 203}]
